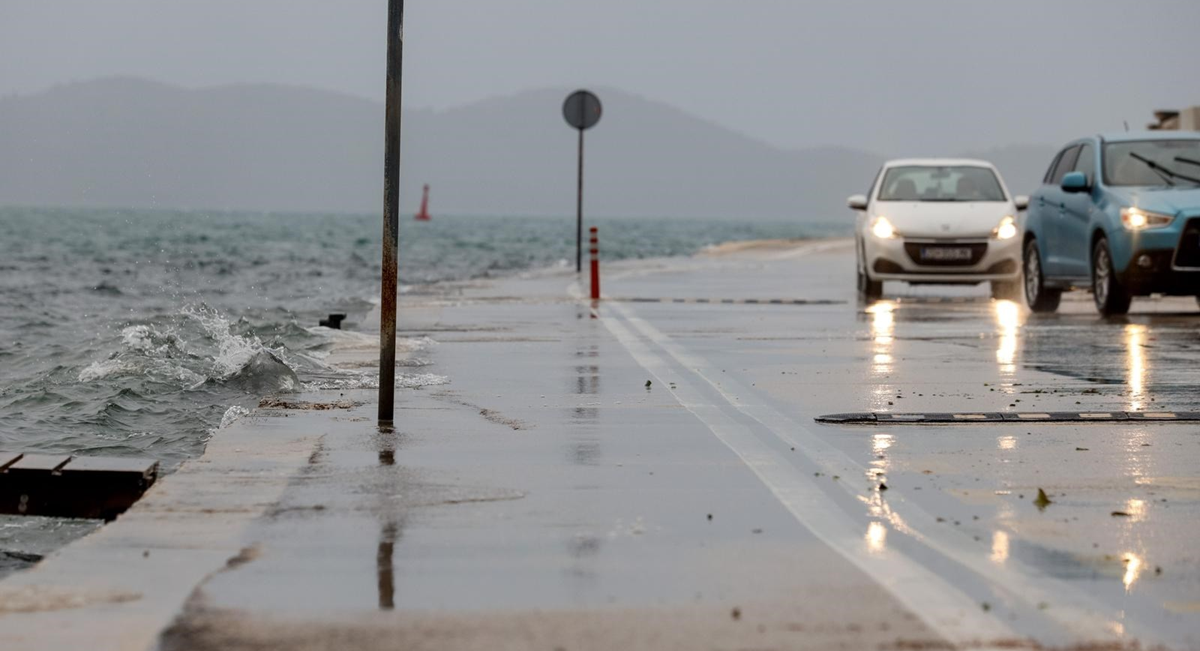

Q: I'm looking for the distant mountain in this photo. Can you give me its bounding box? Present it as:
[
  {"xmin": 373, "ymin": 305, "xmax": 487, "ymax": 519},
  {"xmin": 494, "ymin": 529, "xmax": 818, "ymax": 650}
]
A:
[{"xmin": 0, "ymin": 78, "xmax": 1055, "ymax": 219}]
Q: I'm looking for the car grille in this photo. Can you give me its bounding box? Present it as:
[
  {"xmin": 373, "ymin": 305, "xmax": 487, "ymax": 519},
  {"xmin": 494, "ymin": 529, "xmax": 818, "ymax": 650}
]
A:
[
  {"xmin": 1174, "ymin": 218, "xmax": 1200, "ymax": 270},
  {"xmin": 903, "ymin": 242, "xmax": 988, "ymax": 267}
]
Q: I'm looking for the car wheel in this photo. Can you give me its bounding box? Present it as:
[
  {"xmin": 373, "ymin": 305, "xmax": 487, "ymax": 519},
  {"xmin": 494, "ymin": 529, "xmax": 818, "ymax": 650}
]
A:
[
  {"xmin": 1023, "ymin": 239, "xmax": 1061, "ymax": 313},
  {"xmin": 990, "ymin": 280, "xmax": 1020, "ymax": 301},
  {"xmin": 857, "ymin": 268, "xmax": 883, "ymax": 301},
  {"xmin": 856, "ymin": 243, "xmax": 883, "ymax": 301},
  {"xmin": 1092, "ymin": 237, "xmax": 1131, "ymax": 316}
]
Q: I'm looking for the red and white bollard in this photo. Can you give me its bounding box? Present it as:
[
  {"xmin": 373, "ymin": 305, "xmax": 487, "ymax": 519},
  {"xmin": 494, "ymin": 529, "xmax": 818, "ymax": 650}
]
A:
[{"xmin": 589, "ymin": 226, "xmax": 601, "ymax": 301}]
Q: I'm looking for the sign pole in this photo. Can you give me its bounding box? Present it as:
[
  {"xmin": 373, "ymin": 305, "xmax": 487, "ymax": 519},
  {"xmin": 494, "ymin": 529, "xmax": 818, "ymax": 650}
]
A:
[
  {"xmin": 576, "ymin": 127, "xmax": 584, "ymax": 273},
  {"xmin": 379, "ymin": 0, "xmax": 404, "ymax": 424},
  {"xmin": 562, "ymin": 90, "xmax": 601, "ymax": 276}
]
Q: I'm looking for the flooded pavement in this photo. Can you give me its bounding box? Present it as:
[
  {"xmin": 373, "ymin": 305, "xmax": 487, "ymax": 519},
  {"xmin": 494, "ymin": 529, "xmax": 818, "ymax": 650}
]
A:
[{"xmin": 2, "ymin": 240, "xmax": 1199, "ymax": 650}]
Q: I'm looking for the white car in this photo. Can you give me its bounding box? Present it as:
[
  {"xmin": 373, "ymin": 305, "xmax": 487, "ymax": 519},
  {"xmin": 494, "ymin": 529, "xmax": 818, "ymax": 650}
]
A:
[{"xmin": 848, "ymin": 159, "xmax": 1028, "ymax": 301}]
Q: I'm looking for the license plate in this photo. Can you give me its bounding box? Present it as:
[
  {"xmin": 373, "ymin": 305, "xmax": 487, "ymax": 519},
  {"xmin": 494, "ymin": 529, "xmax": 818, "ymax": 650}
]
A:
[{"xmin": 920, "ymin": 246, "xmax": 973, "ymax": 261}]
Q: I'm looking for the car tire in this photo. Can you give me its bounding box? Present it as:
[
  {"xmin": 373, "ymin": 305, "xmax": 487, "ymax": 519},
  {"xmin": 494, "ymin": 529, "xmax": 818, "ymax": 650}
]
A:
[
  {"xmin": 990, "ymin": 280, "xmax": 1020, "ymax": 301},
  {"xmin": 856, "ymin": 243, "xmax": 883, "ymax": 301},
  {"xmin": 1092, "ymin": 237, "xmax": 1132, "ymax": 316},
  {"xmin": 857, "ymin": 268, "xmax": 883, "ymax": 301},
  {"xmin": 1023, "ymin": 239, "xmax": 1061, "ymax": 313}
]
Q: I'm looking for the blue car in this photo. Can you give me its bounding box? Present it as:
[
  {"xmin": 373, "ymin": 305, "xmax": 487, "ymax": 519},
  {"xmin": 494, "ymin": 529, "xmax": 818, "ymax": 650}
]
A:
[{"xmin": 1022, "ymin": 132, "xmax": 1200, "ymax": 315}]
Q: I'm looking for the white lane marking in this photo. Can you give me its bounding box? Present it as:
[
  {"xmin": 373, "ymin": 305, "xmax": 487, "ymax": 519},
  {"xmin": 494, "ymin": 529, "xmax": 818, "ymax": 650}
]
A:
[
  {"xmin": 599, "ymin": 307, "xmax": 1016, "ymax": 646},
  {"xmin": 610, "ymin": 301, "xmax": 1129, "ymax": 645}
]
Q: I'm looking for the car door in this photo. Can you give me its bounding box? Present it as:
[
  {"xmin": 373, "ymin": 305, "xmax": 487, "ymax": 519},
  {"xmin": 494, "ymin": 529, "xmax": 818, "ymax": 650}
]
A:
[
  {"xmin": 1036, "ymin": 145, "xmax": 1080, "ymax": 277},
  {"xmin": 1060, "ymin": 143, "xmax": 1097, "ymax": 278}
]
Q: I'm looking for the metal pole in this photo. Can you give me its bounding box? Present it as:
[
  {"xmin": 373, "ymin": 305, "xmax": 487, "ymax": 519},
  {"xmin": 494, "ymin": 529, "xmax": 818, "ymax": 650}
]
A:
[
  {"xmin": 379, "ymin": 0, "xmax": 404, "ymax": 423},
  {"xmin": 576, "ymin": 128, "xmax": 584, "ymax": 273}
]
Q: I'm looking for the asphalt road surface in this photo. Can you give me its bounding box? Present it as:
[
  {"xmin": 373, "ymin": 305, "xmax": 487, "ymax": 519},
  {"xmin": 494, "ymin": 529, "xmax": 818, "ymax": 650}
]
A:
[{"xmin": 3, "ymin": 239, "xmax": 1198, "ymax": 651}]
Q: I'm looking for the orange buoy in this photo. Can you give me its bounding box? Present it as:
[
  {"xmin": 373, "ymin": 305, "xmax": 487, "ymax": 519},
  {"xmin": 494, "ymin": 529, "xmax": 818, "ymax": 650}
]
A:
[{"xmin": 415, "ymin": 184, "xmax": 431, "ymax": 221}]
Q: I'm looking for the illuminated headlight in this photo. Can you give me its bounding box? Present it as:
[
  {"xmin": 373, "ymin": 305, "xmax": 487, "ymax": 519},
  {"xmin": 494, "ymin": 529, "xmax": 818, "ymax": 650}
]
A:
[
  {"xmin": 871, "ymin": 216, "xmax": 897, "ymax": 239},
  {"xmin": 992, "ymin": 215, "xmax": 1018, "ymax": 240},
  {"xmin": 1120, "ymin": 207, "xmax": 1173, "ymax": 230}
]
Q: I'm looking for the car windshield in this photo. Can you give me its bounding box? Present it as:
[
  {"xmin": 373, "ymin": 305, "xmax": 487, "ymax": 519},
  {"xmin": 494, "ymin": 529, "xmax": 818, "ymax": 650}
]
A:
[
  {"xmin": 877, "ymin": 166, "xmax": 1006, "ymax": 202},
  {"xmin": 1104, "ymin": 140, "xmax": 1200, "ymax": 187}
]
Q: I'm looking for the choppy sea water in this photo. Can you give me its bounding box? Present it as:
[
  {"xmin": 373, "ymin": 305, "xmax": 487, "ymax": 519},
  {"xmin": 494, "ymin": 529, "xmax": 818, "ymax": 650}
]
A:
[{"xmin": 0, "ymin": 207, "xmax": 842, "ymax": 570}]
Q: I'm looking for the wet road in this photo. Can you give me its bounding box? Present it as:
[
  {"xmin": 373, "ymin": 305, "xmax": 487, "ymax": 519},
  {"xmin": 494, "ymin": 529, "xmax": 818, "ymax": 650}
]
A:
[{"xmin": 3, "ymin": 240, "xmax": 1199, "ymax": 650}]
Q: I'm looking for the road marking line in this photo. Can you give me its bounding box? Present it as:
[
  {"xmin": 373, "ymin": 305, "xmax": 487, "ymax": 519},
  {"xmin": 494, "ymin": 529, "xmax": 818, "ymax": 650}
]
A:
[
  {"xmin": 607, "ymin": 300, "xmax": 1130, "ymax": 646},
  {"xmin": 818, "ymin": 412, "xmax": 1198, "ymax": 424}
]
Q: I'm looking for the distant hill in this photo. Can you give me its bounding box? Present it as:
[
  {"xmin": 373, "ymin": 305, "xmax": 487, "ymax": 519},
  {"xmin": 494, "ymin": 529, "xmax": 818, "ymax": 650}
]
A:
[{"xmin": 0, "ymin": 78, "xmax": 1055, "ymax": 219}]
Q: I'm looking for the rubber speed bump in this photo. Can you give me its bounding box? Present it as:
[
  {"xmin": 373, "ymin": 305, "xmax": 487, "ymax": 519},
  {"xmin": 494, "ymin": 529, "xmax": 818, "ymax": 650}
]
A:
[
  {"xmin": 618, "ymin": 297, "xmax": 844, "ymax": 306},
  {"xmin": 815, "ymin": 411, "xmax": 1200, "ymax": 425}
]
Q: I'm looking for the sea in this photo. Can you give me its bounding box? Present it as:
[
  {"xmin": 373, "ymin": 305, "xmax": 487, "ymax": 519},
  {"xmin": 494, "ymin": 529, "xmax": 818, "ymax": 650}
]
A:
[{"xmin": 0, "ymin": 206, "xmax": 844, "ymax": 570}]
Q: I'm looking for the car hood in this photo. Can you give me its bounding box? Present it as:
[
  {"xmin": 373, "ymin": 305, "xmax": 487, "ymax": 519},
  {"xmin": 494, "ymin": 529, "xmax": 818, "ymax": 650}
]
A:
[
  {"xmin": 873, "ymin": 201, "xmax": 1012, "ymax": 238},
  {"xmin": 1117, "ymin": 187, "xmax": 1200, "ymax": 215}
]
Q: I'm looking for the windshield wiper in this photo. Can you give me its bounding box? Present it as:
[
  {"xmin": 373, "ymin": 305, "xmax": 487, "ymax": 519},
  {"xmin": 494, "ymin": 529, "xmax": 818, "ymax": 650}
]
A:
[
  {"xmin": 1175, "ymin": 155, "xmax": 1200, "ymax": 171},
  {"xmin": 1130, "ymin": 152, "xmax": 1200, "ymax": 186},
  {"xmin": 1129, "ymin": 153, "xmax": 1175, "ymax": 186}
]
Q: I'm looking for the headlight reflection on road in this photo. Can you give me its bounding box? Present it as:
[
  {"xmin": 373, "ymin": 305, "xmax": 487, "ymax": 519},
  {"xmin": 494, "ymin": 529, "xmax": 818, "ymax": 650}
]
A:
[
  {"xmin": 1124, "ymin": 498, "xmax": 1146, "ymax": 522},
  {"xmin": 990, "ymin": 530, "xmax": 1010, "ymax": 564},
  {"xmin": 993, "ymin": 300, "xmax": 1020, "ymax": 375},
  {"xmin": 865, "ymin": 521, "xmax": 887, "ymax": 554},
  {"xmin": 1125, "ymin": 324, "xmax": 1147, "ymax": 411},
  {"xmin": 867, "ymin": 301, "xmax": 896, "ymax": 377},
  {"xmin": 1122, "ymin": 553, "xmax": 1143, "ymax": 592}
]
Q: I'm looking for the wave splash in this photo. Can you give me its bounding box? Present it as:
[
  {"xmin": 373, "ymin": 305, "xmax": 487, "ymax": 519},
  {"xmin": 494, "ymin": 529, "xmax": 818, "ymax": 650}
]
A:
[{"xmin": 78, "ymin": 305, "xmax": 302, "ymax": 394}]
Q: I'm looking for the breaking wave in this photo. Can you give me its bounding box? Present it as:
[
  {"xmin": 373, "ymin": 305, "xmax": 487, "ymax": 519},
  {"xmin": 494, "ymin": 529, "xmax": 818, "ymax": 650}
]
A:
[{"xmin": 77, "ymin": 305, "xmax": 303, "ymax": 395}]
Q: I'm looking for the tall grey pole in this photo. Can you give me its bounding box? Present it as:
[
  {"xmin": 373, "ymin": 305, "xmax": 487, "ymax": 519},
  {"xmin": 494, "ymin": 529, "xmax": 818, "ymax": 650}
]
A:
[
  {"xmin": 378, "ymin": 0, "xmax": 404, "ymax": 423},
  {"xmin": 576, "ymin": 128, "xmax": 584, "ymax": 273}
]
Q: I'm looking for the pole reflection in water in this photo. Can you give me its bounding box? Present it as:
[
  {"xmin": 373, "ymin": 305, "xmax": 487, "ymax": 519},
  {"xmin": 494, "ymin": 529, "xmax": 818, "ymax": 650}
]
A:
[
  {"xmin": 375, "ymin": 423, "xmax": 402, "ymax": 611},
  {"xmin": 570, "ymin": 345, "xmax": 601, "ymax": 465},
  {"xmin": 1125, "ymin": 324, "xmax": 1148, "ymax": 411},
  {"xmin": 993, "ymin": 300, "xmax": 1020, "ymax": 375},
  {"xmin": 377, "ymin": 521, "xmax": 397, "ymax": 610}
]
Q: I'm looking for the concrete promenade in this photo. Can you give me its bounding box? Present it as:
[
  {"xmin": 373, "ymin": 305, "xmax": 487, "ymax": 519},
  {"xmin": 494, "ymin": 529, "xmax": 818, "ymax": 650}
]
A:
[{"xmin": 1, "ymin": 240, "xmax": 1198, "ymax": 650}]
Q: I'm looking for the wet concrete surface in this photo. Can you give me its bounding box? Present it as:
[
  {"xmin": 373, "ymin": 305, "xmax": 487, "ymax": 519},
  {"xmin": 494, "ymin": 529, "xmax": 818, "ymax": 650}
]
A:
[{"xmin": 4, "ymin": 239, "xmax": 1200, "ymax": 650}]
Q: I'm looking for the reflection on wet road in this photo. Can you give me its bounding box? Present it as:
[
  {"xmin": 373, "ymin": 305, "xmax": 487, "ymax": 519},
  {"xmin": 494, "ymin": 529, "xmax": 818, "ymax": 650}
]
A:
[
  {"xmin": 141, "ymin": 242, "xmax": 1200, "ymax": 651},
  {"xmin": 601, "ymin": 246, "xmax": 1200, "ymax": 650}
]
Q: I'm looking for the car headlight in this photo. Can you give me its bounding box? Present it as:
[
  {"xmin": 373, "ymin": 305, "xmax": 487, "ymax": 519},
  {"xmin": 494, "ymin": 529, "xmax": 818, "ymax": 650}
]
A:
[
  {"xmin": 1120, "ymin": 207, "xmax": 1173, "ymax": 230},
  {"xmin": 992, "ymin": 215, "xmax": 1018, "ymax": 240},
  {"xmin": 871, "ymin": 216, "xmax": 897, "ymax": 239}
]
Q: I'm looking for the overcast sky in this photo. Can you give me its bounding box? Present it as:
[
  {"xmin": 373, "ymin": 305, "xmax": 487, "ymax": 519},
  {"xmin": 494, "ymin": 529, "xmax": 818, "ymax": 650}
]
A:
[{"xmin": 2, "ymin": 0, "xmax": 1197, "ymax": 154}]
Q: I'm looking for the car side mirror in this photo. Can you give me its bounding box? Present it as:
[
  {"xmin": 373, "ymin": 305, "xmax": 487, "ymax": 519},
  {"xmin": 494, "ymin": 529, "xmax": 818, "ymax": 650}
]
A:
[
  {"xmin": 1013, "ymin": 195, "xmax": 1029, "ymax": 211},
  {"xmin": 847, "ymin": 195, "xmax": 869, "ymax": 211},
  {"xmin": 1061, "ymin": 171, "xmax": 1089, "ymax": 193}
]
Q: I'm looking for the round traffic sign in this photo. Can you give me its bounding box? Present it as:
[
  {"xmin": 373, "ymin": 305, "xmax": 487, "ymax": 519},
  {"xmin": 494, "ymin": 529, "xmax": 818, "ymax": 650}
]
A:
[{"xmin": 563, "ymin": 90, "xmax": 602, "ymax": 131}]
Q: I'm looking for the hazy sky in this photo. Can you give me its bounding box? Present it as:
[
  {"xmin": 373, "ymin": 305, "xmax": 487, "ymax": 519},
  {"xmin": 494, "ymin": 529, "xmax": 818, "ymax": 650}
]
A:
[{"xmin": 3, "ymin": 0, "xmax": 1197, "ymax": 154}]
